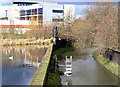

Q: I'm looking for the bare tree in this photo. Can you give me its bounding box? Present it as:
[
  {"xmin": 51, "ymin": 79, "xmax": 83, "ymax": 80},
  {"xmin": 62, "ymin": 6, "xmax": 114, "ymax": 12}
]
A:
[
  {"xmin": 56, "ymin": 9, "xmax": 94, "ymax": 51},
  {"xmin": 86, "ymin": 2, "xmax": 118, "ymax": 53},
  {"xmin": 57, "ymin": 9, "xmax": 74, "ymax": 41}
]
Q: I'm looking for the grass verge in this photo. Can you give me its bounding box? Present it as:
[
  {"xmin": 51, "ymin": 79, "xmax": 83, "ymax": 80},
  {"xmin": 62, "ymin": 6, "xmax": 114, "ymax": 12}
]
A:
[
  {"xmin": 53, "ymin": 46, "xmax": 74, "ymax": 56},
  {"xmin": 2, "ymin": 33, "xmax": 27, "ymax": 39},
  {"xmin": 48, "ymin": 57, "xmax": 62, "ymax": 87},
  {"xmin": 48, "ymin": 66, "xmax": 62, "ymax": 87},
  {"xmin": 92, "ymin": 50, "xmax": 119, "ymax": 77}
]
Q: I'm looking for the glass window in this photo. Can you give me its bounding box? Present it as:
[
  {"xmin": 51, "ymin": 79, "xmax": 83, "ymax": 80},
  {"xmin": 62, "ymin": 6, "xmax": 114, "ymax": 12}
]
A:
[
  {"xmin": 32, "ymin": 9, "xmax": 37, "ymax": 15},
  {"xmin": 20, "ymin": 17, "xmax": 25, "ymax": 20},
  {"xmin": 53, "ymin": 10, "xmax": 63, "ymax": 13},
  {"xmin": 26, "ymin": 10, "xmax": 31, "ymax": 15},
  {"xmin": 38, "ymin": 8, "xmax": 43, "ymax": 14},
  {"xmin": 18, "ymin": 3, "xmax": 33, "ymax": 6},
  {"xmin": 52, "ymin": 19, "xmax": 63, "ymax": 22},
  {"xmin": 35, "ymin": 9, "xmax": 37, "ymax": 15},
  {"xmin": 26, "ymin": 17, "xmax": 31, "ymax": 20},
  {"xmin": 20, "ymin": 10, "xmax": 25, "ymax": 16}
]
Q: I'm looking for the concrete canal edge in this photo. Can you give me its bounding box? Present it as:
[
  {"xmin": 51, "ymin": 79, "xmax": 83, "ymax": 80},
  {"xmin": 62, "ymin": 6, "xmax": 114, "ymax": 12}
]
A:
[
  {"xmin": 92, "ymin": 50, "xmax": 119, "ymax": 77},
  {"xmin": 30, "ymin": 43, "xmax": 53, "ymax": 86}
]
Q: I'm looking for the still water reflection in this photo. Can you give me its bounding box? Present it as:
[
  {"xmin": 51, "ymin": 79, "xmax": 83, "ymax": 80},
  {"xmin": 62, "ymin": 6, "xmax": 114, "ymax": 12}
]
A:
[
  {"xmin": 60, "ymin": 47, "xmax": 119, "ymax": 85},
  {"xmin": 2, "ymin": 46, "xmax": 47, "ymax": 85}
]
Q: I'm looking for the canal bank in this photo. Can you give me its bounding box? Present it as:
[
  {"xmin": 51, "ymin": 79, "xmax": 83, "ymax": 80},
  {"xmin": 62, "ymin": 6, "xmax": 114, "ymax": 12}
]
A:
[
  {"xmin": 30, "ymin": 44, "xmax": 53, "ymax": 86},
  {"xmin": 92, "ymin": 50, "xmax": 119, "ymax": 77},
  {"xmin": 59, "ymin": 47, "xmax": 119, "ymax": 85}
]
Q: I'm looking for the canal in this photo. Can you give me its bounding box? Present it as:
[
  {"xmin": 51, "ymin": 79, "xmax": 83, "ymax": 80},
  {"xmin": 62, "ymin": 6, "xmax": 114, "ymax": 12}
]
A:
[
  {"xmin": 2, "ymin": 46, "xmax": 47, "ymax": 85},
  {"xmin": 59, "ymin": 47, "xmax": 119, "ymax": 85}
]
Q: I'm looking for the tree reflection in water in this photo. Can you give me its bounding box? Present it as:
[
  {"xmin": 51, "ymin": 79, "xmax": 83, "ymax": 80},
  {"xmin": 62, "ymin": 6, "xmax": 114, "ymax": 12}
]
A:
[
  {"xmin": 2, "ymin": 45, "xmax": 48, "ymax": 85},
  {"xmin": 2, "ymin": 46, "xmax": 47, "ymax": 69}
]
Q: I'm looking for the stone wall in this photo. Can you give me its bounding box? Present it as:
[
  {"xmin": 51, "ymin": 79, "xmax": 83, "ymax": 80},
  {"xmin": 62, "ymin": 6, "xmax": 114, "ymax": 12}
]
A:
[{"xmin": 103, "ymin": 48, "xmax": 120, "ymax": 65}]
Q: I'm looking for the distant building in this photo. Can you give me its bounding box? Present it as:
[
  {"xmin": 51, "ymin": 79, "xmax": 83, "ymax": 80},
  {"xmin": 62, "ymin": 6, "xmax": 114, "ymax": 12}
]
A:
[
  {"xmin": 7, "ymin": 1, "xmax": 74, "ymax": 25},
  {"xmin": 0, "ymin": 1, "xmax": 74, "ymax": 34}
]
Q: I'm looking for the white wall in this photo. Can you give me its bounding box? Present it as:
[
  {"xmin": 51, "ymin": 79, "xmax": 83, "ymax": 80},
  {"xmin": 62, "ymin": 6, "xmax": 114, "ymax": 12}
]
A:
[
  {"xmin": 43, "ymin": 4, "xmax": 74, "ymax": 25},
  {"xmin": 0, "ymin": 20, "xmax": 10, "ymax": 25},
  {"xmin": 8, "ymin": 6, "xmax": 20, "ymax": 21},
  {"xmin": 0, "ymin": 20, "xmax": 29, "ymax": 25},
  {"xmin": 43, "ymin": 3, "xmax": 64, "ymax": 25},
  {"xmin": 64, "ymin": 5, "xmax": 75, "ymax": 20}
]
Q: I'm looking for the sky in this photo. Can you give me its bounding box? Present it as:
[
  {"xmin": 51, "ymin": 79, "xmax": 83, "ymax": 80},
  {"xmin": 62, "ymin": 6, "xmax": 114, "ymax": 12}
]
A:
[{"xmin": 0, "ymin": 0, "xmax": 119, "ymax": 18}]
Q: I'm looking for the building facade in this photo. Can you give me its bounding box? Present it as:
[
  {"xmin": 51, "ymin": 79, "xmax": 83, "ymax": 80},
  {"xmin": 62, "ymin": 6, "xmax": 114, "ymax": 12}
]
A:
[
  {"xmin": 0, "ymin": 1, "xmax": 74, "ymax": 34},
  {"xmin": 7, "ymin": 1, "xmax": 74, "ymax": 25}
]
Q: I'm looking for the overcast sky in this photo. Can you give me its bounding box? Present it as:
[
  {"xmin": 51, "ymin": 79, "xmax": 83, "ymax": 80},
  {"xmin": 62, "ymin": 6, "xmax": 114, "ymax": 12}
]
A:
[{"xmin": 0, "ymin": 0, "xmax": 119, "ymax": 18}]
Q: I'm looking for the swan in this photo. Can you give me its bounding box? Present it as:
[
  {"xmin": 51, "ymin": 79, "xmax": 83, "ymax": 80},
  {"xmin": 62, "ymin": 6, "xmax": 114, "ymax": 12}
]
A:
[{"xmin": 9, "ymin": 56, "xmax": 13, "ymax": 60}]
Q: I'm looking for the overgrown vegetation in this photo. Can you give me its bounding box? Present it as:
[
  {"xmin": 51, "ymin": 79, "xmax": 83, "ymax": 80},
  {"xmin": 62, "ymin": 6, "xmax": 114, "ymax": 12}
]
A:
[
  {"xmin": 2, "ymin": 12, "xmax": 53, "ymax": 39},
  {"xmin": 48, "ymin": 56, "xmax": 62, "ymax": 86},
  {"xmin": 53, "ymin": 46, "xmax": 74, "ymax": 56},
  {"xmin": 56, "ymin": 2, "xmax": 119, "ymax": 55},
  {"xmin": 48, "ymin": 67, "xmax": 61, "ymax": 87},
  {"xmin": 26, "ymin": 13, "xmax": 53, "ymax": 39},
  {"xmin": 87, "ymin": 3, "xmax": 118, "ymax": 52},
  {"xmin": 112, "ymin": 49, "xmax": 120, "ymax": 53},
  {"xmin": 48, "ymin": 46, "xmax": 74, "ymax": 86},
  {"xmin": 2, "ymin": 33, "xmax": 27, "ymax": 39},
  {"xmin": 26, "ymin": 27, "xmax": 53, "ymax": 39},
  {"xmin": 92, "ymin": 50, "xmax": 119, "ymax": 77}
]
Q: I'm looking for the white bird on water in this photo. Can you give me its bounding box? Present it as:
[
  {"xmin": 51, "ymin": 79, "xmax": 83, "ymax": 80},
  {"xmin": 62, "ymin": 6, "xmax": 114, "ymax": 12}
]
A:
[{"xmin": 9, "ymin": 56, "xmax": 13, "ymax": 60}]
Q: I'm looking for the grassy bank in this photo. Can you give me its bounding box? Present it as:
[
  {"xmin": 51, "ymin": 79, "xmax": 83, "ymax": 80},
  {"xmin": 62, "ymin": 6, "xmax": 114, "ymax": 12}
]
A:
[
  {"xmin": 2, "ymin": 33, "xmax": 28, "ymax": 39},
  {"xmin": 53, "ymin": 46, "xmax": 74, "ymax": 56},
  {"xmin": 48, "ymin": 60, "xmax": 62, "ymax": 87},
  {"xmin": 92, "ymin": 50, "xmax": 119, "ymax": 77},
  {"xmin": 112, "ymin": 49, "xmax": 120, "ymax": 53}
]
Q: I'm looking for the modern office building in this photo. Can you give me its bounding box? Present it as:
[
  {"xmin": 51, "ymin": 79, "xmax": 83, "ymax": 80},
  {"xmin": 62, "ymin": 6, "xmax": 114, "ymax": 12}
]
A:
[
  {"xmin": 7, "ymin": 1, "xmax": 74, "ymax": 26},
  {"xmin": 0, "ymin": 1, "xmax": 74, "ymax": 34}
]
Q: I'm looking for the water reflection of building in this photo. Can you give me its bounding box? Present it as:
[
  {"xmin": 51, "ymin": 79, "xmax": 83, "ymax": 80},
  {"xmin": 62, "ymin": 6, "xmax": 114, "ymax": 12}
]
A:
[{"xmin": 2, "ymin": 47, "xmax": 47, "ymax": 68}]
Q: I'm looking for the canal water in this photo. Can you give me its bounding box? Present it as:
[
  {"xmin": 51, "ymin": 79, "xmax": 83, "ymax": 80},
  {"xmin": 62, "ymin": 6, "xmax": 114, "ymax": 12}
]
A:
[
  {"xmin": 2, "ymin": 46, "xmax": 47, "ymax": 85},
  {"xmin": 59, "ymin": 47, "xmax": 119, "ymax": 85}
]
